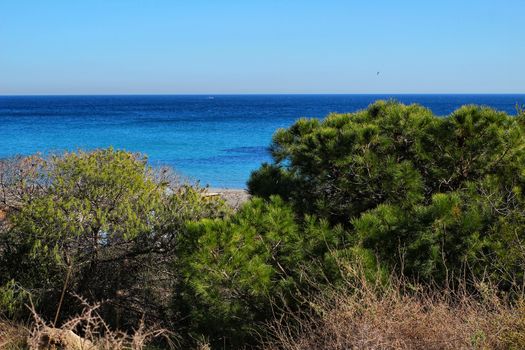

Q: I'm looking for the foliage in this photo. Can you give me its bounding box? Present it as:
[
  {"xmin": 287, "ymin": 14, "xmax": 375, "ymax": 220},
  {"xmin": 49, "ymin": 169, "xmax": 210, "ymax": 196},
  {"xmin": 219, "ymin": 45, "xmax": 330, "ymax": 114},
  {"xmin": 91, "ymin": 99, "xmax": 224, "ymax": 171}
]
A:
[
  {"xmin": 246, "ymin": 163, "xmax": 294, "ymax": 200},
  {"xmin": 249, "ymin": 101, "xmax": 525, "ymax": 284},
  {"xmin": 175, "ymin": 196, "xmax": 356, "ymax": 347},
  {"xmin": 0, "ymin": 148, "xmax": 227, "ymax": 329},
  {"xmin": 0, "ymin": 280, "xmax": 29, "ymax": 319},
  {"xmin": 354, "ymin": 180, "xmax": 525, "ymax": 284}
]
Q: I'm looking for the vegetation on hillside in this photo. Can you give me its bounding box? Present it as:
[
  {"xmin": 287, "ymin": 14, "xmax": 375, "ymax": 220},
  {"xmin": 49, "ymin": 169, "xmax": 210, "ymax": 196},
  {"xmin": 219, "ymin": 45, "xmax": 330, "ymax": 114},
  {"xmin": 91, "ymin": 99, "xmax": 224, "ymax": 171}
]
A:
[{"xmin": 2, "ymin": 101, "xmax": 525, "ymax": 349}]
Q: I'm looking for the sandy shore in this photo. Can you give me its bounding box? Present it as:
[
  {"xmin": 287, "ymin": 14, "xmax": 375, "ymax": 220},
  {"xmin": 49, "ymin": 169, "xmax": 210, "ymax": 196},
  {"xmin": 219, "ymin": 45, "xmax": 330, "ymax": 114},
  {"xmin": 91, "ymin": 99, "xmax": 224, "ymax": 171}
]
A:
[{"xmin": 206, "ymin": 188, "xmax": 251, "ymax": 209}]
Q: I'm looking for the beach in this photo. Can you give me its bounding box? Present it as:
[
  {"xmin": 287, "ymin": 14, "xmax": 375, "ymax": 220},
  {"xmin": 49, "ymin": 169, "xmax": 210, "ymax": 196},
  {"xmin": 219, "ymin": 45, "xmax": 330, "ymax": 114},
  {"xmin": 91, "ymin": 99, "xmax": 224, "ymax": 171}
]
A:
[{"xmin": 206, "ymin": 188, "xmax": 251, "ymax": 209}]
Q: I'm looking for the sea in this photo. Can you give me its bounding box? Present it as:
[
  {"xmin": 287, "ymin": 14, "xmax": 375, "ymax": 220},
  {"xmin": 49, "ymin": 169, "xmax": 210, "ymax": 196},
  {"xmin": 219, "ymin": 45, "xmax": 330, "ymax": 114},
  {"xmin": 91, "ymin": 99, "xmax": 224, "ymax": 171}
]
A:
[{"xmin": 1, "ymin": 94, "xmax": 524, "ymax": 188}]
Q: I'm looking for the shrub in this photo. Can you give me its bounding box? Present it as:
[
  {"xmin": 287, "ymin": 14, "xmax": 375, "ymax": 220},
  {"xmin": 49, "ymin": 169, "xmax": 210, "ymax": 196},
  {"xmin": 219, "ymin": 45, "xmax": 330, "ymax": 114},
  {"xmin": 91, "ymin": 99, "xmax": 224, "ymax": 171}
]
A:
[
  {"xmin": 175, "ymin": 196, "xmax": 359, "ymax": 348},
  {"xmin": 0, "ymin": 149, "xmax": 227, "ymax": 329},
  {"xmin": 264, "ymin": 265, "xmax": 525, "ymax": 350},
  {"xmin": 0, "ymin": 280, "xmax": 29, "ymax": 320},
  {"xmin": 249, "ymin": 101, "xmax": 525, "ymax": 285},
  {"xmin": 247, "ymin": 163, "xmax": 294, "ymax": 200}
]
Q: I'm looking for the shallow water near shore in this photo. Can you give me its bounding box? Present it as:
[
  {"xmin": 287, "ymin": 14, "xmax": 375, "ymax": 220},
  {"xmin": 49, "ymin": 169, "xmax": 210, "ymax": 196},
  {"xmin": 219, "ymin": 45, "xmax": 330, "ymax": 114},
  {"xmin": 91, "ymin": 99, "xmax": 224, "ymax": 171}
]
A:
[{"xmin": 1, "ymin": 94, "xmax": 524, "ymax": 188}]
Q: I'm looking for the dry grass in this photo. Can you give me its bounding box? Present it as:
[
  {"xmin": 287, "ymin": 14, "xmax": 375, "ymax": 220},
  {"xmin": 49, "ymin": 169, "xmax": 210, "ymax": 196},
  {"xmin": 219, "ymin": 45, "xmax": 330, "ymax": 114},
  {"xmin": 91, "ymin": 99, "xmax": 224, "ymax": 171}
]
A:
[
  {"xmin": 4, "ymin": 270, "xmax": 525, "ymax": 349},
  {"xmin": 265, "ymin": 268, "xmax": 525, "ymax": 350},
  {"xmin": 0, "ymin": 296, "xmax": 174, "ymax": 350},
  {"xmin": 0, "ymin": 319, "xmax": 29, "ymax": 350}
]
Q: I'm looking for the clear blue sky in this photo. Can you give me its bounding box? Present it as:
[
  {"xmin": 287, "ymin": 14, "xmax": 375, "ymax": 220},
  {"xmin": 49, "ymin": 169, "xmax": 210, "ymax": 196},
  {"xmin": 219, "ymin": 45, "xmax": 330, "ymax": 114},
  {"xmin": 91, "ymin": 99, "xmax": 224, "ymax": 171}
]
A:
[{"xmin": 1, "ymin": 0, "xmax": 523, "ymax": 94}]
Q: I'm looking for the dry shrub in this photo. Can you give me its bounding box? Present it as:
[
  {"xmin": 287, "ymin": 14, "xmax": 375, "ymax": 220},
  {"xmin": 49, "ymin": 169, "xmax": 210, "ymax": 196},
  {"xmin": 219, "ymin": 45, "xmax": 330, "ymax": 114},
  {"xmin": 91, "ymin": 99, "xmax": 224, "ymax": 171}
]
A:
[
  {"xmin": 0, "ymin": 155, "xmax": 48, "ymax": 211},
  {"xmin": 265, "ymin": 267, "xmax": 525, "ymax": 350},
  {"xmin": 24, "ymin": 295, "xmax": 175, "ymax": 350}
]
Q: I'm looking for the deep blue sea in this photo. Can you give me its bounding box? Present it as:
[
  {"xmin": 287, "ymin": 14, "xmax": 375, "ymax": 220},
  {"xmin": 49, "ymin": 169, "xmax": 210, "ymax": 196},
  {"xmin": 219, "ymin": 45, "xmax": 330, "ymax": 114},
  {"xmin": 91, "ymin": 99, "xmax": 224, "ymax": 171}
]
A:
[{"xmin": 1, "ymin": 94, "xmax": 524, "ymax": 188}]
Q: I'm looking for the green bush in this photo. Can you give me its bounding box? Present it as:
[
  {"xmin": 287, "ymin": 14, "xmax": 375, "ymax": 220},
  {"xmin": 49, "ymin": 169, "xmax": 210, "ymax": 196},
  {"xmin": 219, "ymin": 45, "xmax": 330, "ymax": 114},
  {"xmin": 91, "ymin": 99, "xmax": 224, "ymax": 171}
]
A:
[
  {"xmin": 249, "ymin": 101, "xmax": 525, "ymax": 284},
  {"xmin": 0, "ymin": 149, "xmax": 227, "ymax": 327},
  {"xmin": 247, "ymin": 163, "xmax": 294, "ymax": 200},
  {"xmin": 175, "ymin": 196, "xmax": 357, "ymax": 347},
  {"xmin": 0, "ymin": 280, "xmax": 29, "ymax": 319}
]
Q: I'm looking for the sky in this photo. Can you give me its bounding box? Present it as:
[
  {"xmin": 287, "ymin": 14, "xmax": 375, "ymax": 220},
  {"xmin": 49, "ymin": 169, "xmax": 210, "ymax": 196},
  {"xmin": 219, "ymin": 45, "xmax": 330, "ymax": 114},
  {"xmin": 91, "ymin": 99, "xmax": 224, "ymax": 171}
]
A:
[{"xmin": 0, "ymin": 0, "xmax": 524, "ymax": 95}]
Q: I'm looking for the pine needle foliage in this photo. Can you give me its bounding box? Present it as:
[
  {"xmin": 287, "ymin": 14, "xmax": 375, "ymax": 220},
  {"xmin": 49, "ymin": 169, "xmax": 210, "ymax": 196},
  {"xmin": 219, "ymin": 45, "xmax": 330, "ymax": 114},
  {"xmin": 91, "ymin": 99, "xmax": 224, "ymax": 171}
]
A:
[
  {"xmin": 175, "ymin": 196, "xmax": 353, "ymax": 347},
  {"xmin": 249, "ymin": 101, "xmax": 525, "ymax": 284}
]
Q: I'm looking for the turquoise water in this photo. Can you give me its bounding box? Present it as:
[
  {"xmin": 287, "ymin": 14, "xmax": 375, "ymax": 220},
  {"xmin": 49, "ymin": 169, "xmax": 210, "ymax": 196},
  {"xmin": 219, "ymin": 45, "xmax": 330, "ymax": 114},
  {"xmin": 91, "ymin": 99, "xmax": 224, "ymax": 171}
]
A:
[{"xmin": 1, "ymin": 94, "xmax": 524, "ymax": 188}]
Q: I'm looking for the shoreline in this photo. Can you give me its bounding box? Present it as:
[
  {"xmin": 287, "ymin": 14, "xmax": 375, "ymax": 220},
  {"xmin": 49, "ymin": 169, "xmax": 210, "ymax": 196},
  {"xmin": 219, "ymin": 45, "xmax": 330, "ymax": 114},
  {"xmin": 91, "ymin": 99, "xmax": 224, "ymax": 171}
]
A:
[{"xmin": 206, "ymin": 188, "xmax": 250, "ymax": 209}]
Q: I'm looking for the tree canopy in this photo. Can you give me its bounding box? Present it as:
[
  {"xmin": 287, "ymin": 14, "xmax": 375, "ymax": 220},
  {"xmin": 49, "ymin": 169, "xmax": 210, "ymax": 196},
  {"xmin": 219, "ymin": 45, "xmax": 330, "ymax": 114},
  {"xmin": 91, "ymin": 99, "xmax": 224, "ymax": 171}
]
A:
[
  {"xmin": 249, "ymin": 101, "xmax": 525, "ymax": 283},
  {"xmin": 0, "ymin": 148, "xmax": 227, "ymax": 328}
]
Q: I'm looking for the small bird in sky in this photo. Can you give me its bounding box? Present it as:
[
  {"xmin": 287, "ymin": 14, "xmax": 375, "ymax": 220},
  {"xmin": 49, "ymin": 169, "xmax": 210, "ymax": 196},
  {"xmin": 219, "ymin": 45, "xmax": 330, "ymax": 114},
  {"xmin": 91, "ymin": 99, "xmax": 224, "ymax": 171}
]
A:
[{"xmin": 377, "ymin": 71, "xmax": 380, "ymax": 76}]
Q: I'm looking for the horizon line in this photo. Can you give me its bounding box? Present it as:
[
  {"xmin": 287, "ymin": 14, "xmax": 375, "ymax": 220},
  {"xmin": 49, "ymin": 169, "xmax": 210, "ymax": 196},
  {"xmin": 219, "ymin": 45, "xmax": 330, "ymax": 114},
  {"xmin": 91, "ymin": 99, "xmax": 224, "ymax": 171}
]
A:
[{"xmin": 1, "ymin": 92, "xmax": 525, "ymax": 97}]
